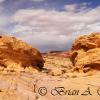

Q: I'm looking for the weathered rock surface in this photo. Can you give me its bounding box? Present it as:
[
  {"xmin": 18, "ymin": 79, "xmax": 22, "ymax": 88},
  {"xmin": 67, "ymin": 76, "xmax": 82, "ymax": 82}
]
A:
[
  {"xmin": 43, "ymin": 55, "xmax": 73, "ymax": 76},
  {"xmin": 0, "ymin": 65, "xmax": 100, "ymax": 100},
  {"xmin": 70, "ymin": 33, "xmax": 100, "ymax": 72},
  {"xmin": 0, "ymin": 35, "xmax": 44, "ymax": 73},
  {"xmin": 0, "ymin": 33, "xmax": 100, "ymax": 100}
]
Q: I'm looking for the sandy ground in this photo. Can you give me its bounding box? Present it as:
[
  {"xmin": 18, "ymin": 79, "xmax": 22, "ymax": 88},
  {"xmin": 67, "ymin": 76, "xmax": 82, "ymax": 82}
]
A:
[{"xmin": 0, "ymin": 55, "xmax": 100, "ymax": 100}]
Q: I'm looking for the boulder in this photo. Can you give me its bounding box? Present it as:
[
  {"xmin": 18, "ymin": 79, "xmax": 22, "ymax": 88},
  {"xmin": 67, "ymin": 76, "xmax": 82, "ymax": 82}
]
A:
[
  {"xmin": 0, "ymin": 35, "xmax": 44, "ymax": 72},
  {"xmin": 70, "ymin": 33, "xmax": 100, "ymax": 72}
]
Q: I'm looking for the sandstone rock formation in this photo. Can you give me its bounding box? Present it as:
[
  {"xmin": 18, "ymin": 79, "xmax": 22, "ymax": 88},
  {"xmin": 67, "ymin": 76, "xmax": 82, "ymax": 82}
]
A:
[
  {"xmin": 0, "ymin": 35, "xmax": 44, "ymax": 73},
  {"xmin": 0, "ymin": 33, "xmax": 100, "ymax": 100},
  {"xmin": 70, "ymin": 33, "xmax": 100, "ymax": 72}
]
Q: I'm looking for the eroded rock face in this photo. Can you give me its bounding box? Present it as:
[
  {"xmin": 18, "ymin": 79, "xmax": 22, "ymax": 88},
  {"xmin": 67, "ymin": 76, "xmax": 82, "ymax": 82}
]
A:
[
  {"xmin": 0, "ymin": 35, "xmax": 44, "ymax": 73},
  {"xmin": 70, "ymin": 33, "xmax": 100, "ymax": 72},
  {"xmin": 72, "ymin": 33, "xmax": 100, "ymax": 50}
]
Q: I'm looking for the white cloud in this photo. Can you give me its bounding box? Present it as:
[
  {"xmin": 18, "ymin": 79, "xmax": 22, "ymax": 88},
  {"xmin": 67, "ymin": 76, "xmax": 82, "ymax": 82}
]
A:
[
  {"xmin": 64, "ymin": 3, "xmax": 91, "ymax": 12},
  {"xmin": 11, "ymin": 4, "xmax": 100, "ymax": 52},
  {"xmin": 0, "ymin": 5, "xmax": 11, "ymax": 31},
  {"xmin": 0, "ymin": 0, "xmax": 5, "ymax": 3}
]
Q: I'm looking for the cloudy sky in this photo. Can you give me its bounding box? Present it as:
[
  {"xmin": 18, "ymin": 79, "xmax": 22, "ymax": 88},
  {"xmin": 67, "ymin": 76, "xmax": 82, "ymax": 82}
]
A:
[{"xmin": 0, "ymin": 0, "xmax": 100, "ymax": 52}]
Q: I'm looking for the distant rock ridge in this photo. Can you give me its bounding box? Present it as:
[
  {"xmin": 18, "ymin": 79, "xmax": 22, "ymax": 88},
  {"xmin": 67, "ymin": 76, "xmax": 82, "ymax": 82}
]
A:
[
  {"xmin": 0, "ymin": 35, "xmax": 44, "ymax": 73},
  {"xmin": 42, "ymin": 50, "xmax": 71, "ymax": 58},
  {"xmin": 70, "ymin": 33, "xmax": 100, "ymax": 72}
]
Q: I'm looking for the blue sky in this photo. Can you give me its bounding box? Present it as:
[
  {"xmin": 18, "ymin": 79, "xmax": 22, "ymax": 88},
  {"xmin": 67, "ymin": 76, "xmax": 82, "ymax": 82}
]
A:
[{"xmin": 0, "ymin": 0, "xmax": 100, "ymax": 52}]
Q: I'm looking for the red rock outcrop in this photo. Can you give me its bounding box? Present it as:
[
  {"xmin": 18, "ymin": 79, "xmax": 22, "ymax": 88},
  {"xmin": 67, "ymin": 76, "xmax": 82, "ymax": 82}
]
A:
[
  {"xmin": 0, "ymin": 35, "xmax": 44, "ymax": 73},
  {"xmin": 70, "ymin": 33, "xmax": 100, "ymax": 72}
]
